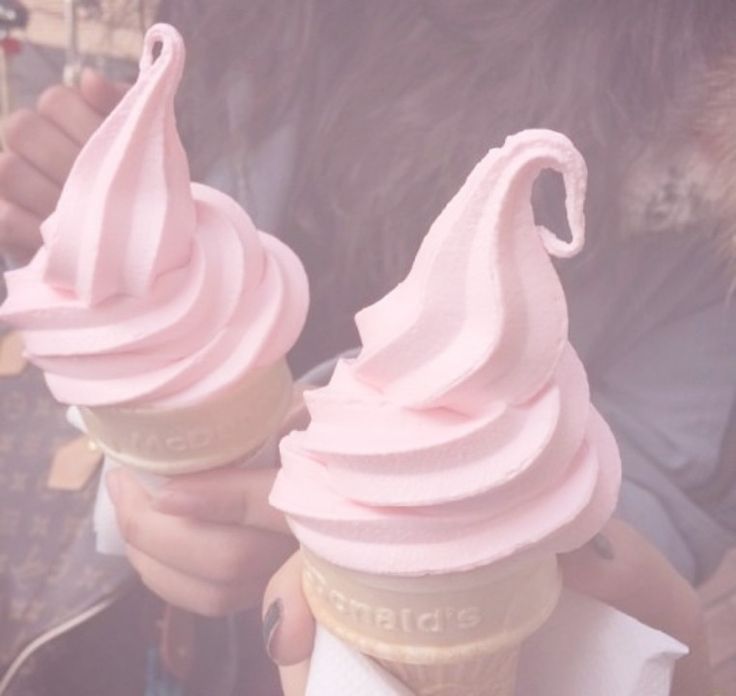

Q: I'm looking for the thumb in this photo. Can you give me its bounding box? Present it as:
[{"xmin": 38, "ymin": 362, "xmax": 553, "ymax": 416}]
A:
[
  {"xmin": 79, "ymin": 68, "xmax": 130, "ymax": 116},
  {"xmin": 262, "ymin": 551, "xmax": 314, "ymax": 695}
]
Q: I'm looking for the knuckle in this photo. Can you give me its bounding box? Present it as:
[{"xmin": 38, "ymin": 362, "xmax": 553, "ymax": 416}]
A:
[
  {"xmin": 36, "ymin": 84, "xmax": 70, "ymax": 118},
  {"xmin": 2, "ymin": 108, "xmax": 37, "ymax": 150},
  {"xmin": 0, "ymin": 152, "xmax": 20, "ymax": 185}
]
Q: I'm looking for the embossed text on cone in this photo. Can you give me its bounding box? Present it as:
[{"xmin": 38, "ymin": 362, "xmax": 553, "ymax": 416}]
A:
[{"xmin": 302, "ymin": 548, "xmax": 562, "ymax": 695}]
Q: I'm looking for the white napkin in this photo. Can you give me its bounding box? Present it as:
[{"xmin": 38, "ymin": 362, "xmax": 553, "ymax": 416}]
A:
[
  {"xmin": 306, "ymin": 590, "xmax": 687, "ymax": 696},
  {"xmin": 93, "ymin": 456, "xmax": 166, "ymax": 555}
]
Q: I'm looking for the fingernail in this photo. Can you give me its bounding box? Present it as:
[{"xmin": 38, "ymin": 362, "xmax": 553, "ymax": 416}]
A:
[
  {"xmin": 591, "ymin": 533, "xmax": 615, "ymax": 560},
  {"xmin": 262, "ymin": 598, "xmax": 283, "ymax": 662},
  {"xmin": 106, "ymin": 469, "xmax": 123, "ymax": 505}
]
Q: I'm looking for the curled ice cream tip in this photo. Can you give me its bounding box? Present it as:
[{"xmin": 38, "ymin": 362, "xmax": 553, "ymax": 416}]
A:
[
  {"xmin": 271, "ymin": 129, "xmax": 620, "ymax": 576},
  {"xmin": 0, "ymin": 24, "xmax": 309, "ymax": 407},
  {"xmin": 353, "ymin": 129, "xmax": 586, "ymax": 414},
  {"xmin": 43, "ymin": 23, "xmax": 195, "ymax": 306}
]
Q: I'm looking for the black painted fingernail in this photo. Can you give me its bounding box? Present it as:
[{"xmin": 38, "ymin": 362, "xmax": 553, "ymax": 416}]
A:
[
  {"xmin": 591, "ymin": 533, "xmax": 615, "ymax": 560},
  {"xmin": 262, "ymin": 598, "xmax": 283, "ymax": 662}
]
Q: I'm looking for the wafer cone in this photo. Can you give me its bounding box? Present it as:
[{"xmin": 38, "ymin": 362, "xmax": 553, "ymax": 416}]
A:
[
  {"xmin": 79, "ymin": 359, "xmax": 293, "ymax": 475},
  {"xmin": 302, "ymin": 547, "xmax": 561, "ymax": 696}
]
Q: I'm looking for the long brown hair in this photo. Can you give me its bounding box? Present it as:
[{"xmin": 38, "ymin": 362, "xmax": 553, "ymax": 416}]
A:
[{"xmin": 159, "ymin": 0, "xmax": 736, "ymax": 371}]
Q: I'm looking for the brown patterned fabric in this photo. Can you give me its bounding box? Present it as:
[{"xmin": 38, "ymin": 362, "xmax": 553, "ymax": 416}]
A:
[
  {"xmin": 0, "ymin": 327, "xmax": 135, "ymax": 691},
  {"xmin": 3, "ymin": 587, "xmax": 149, "ymax": 696}
]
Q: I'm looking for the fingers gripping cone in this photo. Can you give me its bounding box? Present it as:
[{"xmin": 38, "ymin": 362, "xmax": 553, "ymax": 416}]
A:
[{"xmin": 85, "ymin": 361, "xmax": 292, "ymax": 554}]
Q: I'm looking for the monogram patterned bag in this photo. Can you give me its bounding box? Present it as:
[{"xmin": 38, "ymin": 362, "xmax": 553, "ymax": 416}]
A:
[{"xmin": 0, "ymin": 328, "xmax": 141, "ymax": 695}]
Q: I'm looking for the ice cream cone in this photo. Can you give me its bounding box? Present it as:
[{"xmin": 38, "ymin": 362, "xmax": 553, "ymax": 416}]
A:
[
  {"xmin": 302, "ymin": 548, "xmax": 561, "ymax": 696},
  {"xmin": 0, "ymin": 24, "xmax": 309, "ymax": 558},
  {"xmin": 268, "ymin": 130, "xmax": 620, "ymax": 693},
  {"xmin": 79, "ymin": 359, "xmax": 293, "ymax": 476}
]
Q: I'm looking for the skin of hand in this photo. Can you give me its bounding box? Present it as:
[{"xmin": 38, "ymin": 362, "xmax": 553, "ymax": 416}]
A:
[
  {"xmin": 262, "ymin": 519, "xmax": 713, "ymax": 696},
  {"xmin": 106, "ymin": 387, "xmax": 308, "ymax": 616},
  {"xmin": 560, "ymin": 519, "xmax": 713, "ymax": 696},
  {"xmin": 107, "ymin": 464, "xmax": 298, "ymax": 616},
  {"xmin": 0, "ymin": 69, "xmax": 127, "ymax": 260}
]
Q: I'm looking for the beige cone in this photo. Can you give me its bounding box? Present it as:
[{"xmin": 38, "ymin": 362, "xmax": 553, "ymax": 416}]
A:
[
  {"xmin": 79, "ymin": 359, "xmax": 293, "ymax": 475},
  {"xmin": 302, "ymin": 547, "xmax": 562, "ymax": 696}
]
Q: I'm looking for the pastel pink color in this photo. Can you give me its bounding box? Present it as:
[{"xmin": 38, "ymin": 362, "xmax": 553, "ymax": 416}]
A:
[
  {"xmin": 271, "ymin": 130, "xmax": 621, "ymax": 576},
  {"xmin": 0, "ymin": 24, "xmax": 308, "ymax": 408}
]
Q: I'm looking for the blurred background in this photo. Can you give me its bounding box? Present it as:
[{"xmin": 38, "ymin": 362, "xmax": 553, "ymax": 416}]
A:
[{"xmin": 1, "ymin": 0, "xmax": 151, "ymax": 112}]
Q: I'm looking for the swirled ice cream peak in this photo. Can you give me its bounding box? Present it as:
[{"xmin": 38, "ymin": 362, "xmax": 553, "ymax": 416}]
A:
[
  {"xmin": 271, "ymin": 130, "xmax": 620, "ymax": 575},
  {"xmin": 43, "ymin": 24, "xmax": 194, "ymax": 306},
  {"xmin": 0, "ymin": 24, "xmax": 309, "ymax": 408},
  {"xmin": 353, "ymin": 129, "xmax": 586, "ymax": 414}
]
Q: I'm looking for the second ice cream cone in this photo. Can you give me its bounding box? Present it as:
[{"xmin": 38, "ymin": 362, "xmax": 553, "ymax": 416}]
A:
[
  {"xmin": 302, "ymin": 548, "xmax": 562, "ymax": 696},
  {"xmin": 272, "ymin": 130, "xmax": 622, "ymax": 694}
]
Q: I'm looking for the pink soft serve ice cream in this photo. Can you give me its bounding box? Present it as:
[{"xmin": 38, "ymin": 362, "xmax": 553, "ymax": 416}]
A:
[
  {"xmin": 271, "ymin": 129, "xmax": 620, "ymax": 576},
  {"xmin": 0, "ymin": 24, "xmax": 308, "ymax": 409}
]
